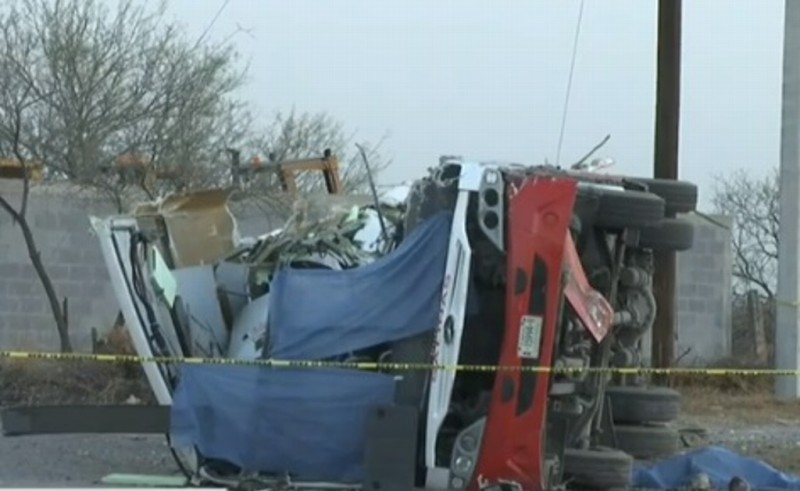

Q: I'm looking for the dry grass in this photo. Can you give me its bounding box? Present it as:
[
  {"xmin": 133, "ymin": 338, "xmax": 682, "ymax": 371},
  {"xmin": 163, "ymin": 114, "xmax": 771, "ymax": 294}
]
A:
[
  {"xmin": 671, "ymin": 356, "xmax": 773, "ymax": 393},
  {"xmin": 671, "ymin": 356, "xmax": 800, "ymax": 424},
  {"xmin": 0, "ymin": 325, "xmax": 154, "ymax": 407},
  {"xmin": 0, "ymin": 359, "xmax": 155, "ymax": 406},
  {"xmin": 679, "ymin": 385, "xmax": 800, "ymax": 425}
]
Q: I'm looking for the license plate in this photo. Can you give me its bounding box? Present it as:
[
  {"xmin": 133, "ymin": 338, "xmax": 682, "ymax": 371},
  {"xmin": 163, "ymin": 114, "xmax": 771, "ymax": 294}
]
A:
[{"xmin": 517, "ymin": 315, "xmax": 543, "ymax": 359}]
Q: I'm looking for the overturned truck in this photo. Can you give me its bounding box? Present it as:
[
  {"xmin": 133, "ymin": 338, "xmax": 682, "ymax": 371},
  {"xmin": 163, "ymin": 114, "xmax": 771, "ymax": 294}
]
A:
[{"xmin": 83, "ymin": 157, "xmax": 694, "ymax": 491}]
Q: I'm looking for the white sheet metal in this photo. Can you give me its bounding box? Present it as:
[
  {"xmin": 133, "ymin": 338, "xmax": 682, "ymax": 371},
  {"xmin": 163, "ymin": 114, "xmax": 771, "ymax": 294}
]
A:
[{"xmin": 424, "ymin": 186, "xmax": 474, "ymax": 473}]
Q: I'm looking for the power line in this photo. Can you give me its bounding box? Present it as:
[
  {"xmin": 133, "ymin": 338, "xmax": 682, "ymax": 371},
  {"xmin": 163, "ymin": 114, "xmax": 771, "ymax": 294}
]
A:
[
  {"xmin": 555, "ymin": 0, "xmax": 586, "ymax": 167},
  {"xmin": 194, "ymin": 0, "xmax": 231, "ymax": 48}
]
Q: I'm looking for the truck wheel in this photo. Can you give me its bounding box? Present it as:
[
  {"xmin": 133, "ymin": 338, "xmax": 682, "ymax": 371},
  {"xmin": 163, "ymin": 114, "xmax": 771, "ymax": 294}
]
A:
[
  {"xmin": 629, "ymin": 177, "xmax": 698, "ymax": 215},
  {"xmin": 593, "ymin": 188, "xmax": 665, "ymax": 229},
  {"xmin": 562, "ymin": 447, "xmax": 633, "ymax": 489},
  {"xmin": 607, "ymin": 385, "xmax": 681, "ymax": 424},
  {"xmin": 614, "ymin": 424, "xmax": 680, "ymax": 459},
  {"xmin": 637, "ymin": 217, "xmax": 695, "ymax": 252}
]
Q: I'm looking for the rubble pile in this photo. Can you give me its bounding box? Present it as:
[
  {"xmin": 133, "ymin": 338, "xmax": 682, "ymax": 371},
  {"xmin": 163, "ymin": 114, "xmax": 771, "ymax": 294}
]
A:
[{"xmin": 233, "ymin": 197, "xmax": 407, "ymax": 296}]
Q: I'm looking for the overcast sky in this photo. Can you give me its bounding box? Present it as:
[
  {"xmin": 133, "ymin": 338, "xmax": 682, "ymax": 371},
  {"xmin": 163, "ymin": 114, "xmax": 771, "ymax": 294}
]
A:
[{"xmin": 163, "ymin": 0, "xmax": 784, "ymax": 210}]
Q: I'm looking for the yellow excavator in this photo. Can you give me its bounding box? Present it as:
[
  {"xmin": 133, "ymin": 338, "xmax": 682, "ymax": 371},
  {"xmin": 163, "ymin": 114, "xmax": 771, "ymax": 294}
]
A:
[
  {"xmin": 0, "ymin": 158, "xmax": 44, "ymax": 183},
  {"xmin": 228, "ymin": 148, "xmax": 343, "ymax": 195}
]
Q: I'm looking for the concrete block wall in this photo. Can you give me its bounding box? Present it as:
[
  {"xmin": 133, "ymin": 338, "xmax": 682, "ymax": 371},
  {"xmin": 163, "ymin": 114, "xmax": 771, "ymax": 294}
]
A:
[
  {"xmin": 0, "ymin": 181, "xmax": 119, "ymax": 351},
  {"xmin": 674, "ymin": 213, "xmax": 733, "ymax": 364},
  {"xmin": 0, "ymin": 181, "xmax": 282, "ymax": 352},
  {"xmin": 640, "ymin": 213, "xmax": 734, "ymax": 366},
  {"xmin": 0, "ymin": 181, "xmax": 735, "ymax": 363}
]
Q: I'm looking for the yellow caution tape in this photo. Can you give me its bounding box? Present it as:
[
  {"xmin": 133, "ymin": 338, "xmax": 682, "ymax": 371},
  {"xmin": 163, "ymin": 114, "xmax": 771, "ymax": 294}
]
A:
[{"xmin": 0, "ymin": 349, "xmax": 797, "ymax": 376}]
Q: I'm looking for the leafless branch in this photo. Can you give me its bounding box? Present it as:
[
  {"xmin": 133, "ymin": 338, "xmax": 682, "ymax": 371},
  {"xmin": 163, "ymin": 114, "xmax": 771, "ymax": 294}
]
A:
[
  {"xmin": 0, "ymin": 0, "xmax": 256, "ymax": 349},
  {"xmin": 712, "ymin": 168, "xmax": 779, "ymax": 298},
  {"xmin": 240, "ymin": 109, "xmax": 392, "ymax": 218}
]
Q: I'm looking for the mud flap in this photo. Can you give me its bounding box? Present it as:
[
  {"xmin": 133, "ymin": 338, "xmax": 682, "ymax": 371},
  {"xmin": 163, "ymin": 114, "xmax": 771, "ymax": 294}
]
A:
[{"xmin": 362, "ymin": 405, "xmax": 420, "ymax": 491}]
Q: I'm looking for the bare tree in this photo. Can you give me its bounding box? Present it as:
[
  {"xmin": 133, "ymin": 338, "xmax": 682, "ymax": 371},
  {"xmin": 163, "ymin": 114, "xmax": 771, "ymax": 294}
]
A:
[
  {"xmin": 711, "ymin": 168, "xmax": 778, "ymax": 298},
  {"xmin": 232, "ymin": 109, "xmax": 391, "ymax": 221},
  {"xmin": 0, "ymin": 0, "xmax": 250, "ymax": 211},
  {"xmin": 0, "ymin": 0, "xmax": 250, "ymax": 350},
  {"xmin": 250, "ymin": 109, "xmax": 390, "ymax": 193},
  {"xmin": 0, "ymin": 8, "xmax": 73, "ymax": 351}
]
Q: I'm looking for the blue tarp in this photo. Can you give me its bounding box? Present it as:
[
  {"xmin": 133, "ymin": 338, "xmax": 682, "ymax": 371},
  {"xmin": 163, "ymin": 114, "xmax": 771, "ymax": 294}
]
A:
[
  {"xmin": 170, "ymin": 211, "xmax": 453, "ymax": 482},
  {"xmin": 267, "ymin": 211, "xmax": 453, "ymax": 360},
  {"xmin": 633, "ymin": 446, "xmax": 800, "ymax": 490},
  {"xmin": 170, "ymin": 366, "xmax": 395, "ymax": 482}
]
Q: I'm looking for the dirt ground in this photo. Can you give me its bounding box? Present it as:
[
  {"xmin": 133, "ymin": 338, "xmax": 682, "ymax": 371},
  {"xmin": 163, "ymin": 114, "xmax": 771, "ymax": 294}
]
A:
[
  {"xmin": 0, "ymin": 359, "xmax": 171, "ymax": 486},
  {"xmin": 677, "ymin": 381, "xmax": 800, "ymax": 476}
]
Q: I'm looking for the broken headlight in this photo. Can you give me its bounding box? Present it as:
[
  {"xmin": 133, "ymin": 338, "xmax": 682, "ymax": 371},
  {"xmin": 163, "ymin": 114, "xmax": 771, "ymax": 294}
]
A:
[{"xmin": 449, "ymin": 417, "xmax": 486, "ymax": 489}]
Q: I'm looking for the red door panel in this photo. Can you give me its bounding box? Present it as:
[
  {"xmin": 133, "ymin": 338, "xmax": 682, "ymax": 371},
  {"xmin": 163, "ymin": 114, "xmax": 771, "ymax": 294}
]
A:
[{"xmin": 471, "ymin": 177, "xmax": 577, "ymax": 491}]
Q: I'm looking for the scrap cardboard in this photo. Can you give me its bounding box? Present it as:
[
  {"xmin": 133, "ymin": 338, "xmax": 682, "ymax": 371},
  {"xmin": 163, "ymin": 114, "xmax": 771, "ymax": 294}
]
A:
[{"xmin": 133, "ymin": 189, "xmax": 238, "ymax": 268}]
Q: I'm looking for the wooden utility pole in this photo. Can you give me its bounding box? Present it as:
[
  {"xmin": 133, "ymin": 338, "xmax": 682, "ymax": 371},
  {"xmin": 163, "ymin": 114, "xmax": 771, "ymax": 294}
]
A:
[{"xmin": 651, "ymin": 0, "xmax": 682, "ymax": 382}]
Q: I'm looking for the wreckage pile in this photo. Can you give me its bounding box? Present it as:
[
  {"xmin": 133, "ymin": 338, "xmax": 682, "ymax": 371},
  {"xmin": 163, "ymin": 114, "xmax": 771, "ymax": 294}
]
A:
[
  {"xmin": 233, "ymin": 195, "xmax": 407, "ymax": 297},
  {"xmin": 161, "ymin": 186, "xmax": 410, "ymax": 360}
]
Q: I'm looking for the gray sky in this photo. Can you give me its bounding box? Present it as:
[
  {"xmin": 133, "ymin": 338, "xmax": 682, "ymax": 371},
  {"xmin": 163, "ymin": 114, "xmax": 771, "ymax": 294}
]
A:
[{"xmin": 165, "ymin": 0, "xmax": 784, "ymax": 210}]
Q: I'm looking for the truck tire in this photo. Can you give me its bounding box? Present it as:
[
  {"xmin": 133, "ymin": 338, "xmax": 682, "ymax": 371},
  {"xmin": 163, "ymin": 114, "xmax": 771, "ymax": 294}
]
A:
[
  {"xmin": 562, "ymin": 448, "xmax": 633, "ymax": 489},
  {"xmin": 629, "ymin": 177, "xmax": 698, "ymax": 215},
  {"xmin": 592, "ymin": 188, "xmax": 666, "ymax": 229},
  {"xmin": 637, "ymin": 217, "xmax": 695, "ymax": 252},
  {"xmin": 614, "ymin": 424, "xmax": 680, "ymax": 459},
  {"xmin": 607, "ymin": 385, "xmax": 681, "ymax": 424}
]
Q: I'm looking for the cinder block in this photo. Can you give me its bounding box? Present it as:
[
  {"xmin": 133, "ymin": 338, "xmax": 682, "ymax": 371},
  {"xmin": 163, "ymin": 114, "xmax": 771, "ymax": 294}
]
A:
[
  {"xmin": 689, "ymin": 298, "xmax": 706, "ymax": 313},
  {"xmin": 694, "ymin": 226, "xmax": 715, "ymax": 241},
  {"xmin": 2, "ymin": 313, "xmax": 28, "ymax": 330},
  {"xmin": 693, "ymin": 284, "xmax": 713, "ymax": 298},
  {"xmin": 709, "ymin": 240, "xmax": 728, "ymax": 251},
  {"xmin": 26, "ymin": 312, "xmax": 53, "ymax": 328},
  {"xmin": 677, "ymin": 297, "xmax": 692, "ymax": 311},
  {"xmin": 13, "ymin": 328, "xmax": 51, "ymax": 351},
  {"xmin": 57, "ymin": 212, "xmax": 90, "ymax": 230},
  {"xmin": 8, "ymin": 280, "xmax": 35, "ymax": 295},
  {"xmin": 0, "ymin": 296, "xmax": 21, "ymax": 312},
  {"xmin": 68, "ymin": 264, "xmax": 93, "ymax": 280},
  {"xmin": 33, "ymin": 211, "xmax": 58, "ymax": 229},
  {"xmin": 21, "ymin": 296, "xmax": 47, "ymax": 314},
  {"xmin": 56, "ymin": 249, "xmax": 82, "ymax": 264},
  {"xmin": 68, "ymin": 297, "xmax": 93, "ymax": 317},
  {"xmin": 91, "ymin": 265, "xmax": 110, "ymax": 281},
  {"xmin": 83, "ymin": 281, "xmax": 105, "ymax": 298},
  {"xmin": 80, "ymin": 246, "xmax": 103, "ymax": 263},
  {"xmin": 0, "ymin": 262, "xmax": 21, "ymax": 278},
  {"xmin": 54, "ymin": 280, "xmax": 84, "ymax": 295},
  {"xmin": 17, "ymin": 263, "xmax": 36, "ymax": 278},
  {"xmin": 48, "ymin": 264, "xmax": 69, "ymax": 280},
  {"xmin": 690, "ymin": 268, "xmax": 710, "ymax": 284},
  {"xmin": 701, "ymin": 254, "xmax": 722, "ymax": 269}
]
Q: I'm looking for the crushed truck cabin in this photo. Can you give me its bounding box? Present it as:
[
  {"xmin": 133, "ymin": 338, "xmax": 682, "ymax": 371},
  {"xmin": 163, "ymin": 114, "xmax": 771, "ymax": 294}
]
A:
[{"xmin": 4, "ymin": 156, "xmax": 700, "ymax": 491}]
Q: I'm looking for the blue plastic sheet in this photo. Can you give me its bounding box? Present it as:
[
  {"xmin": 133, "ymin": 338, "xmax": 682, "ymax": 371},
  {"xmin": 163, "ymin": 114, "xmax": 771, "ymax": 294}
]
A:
[
  {"xmin": 170, "ymin": 211, "xmax": 453, "ymax": 482},
  {"xmin": 171, "ymin": 365, "xmax": 395, "ymax": 482},
  {"xmin": 633, "ymin": 446, "xmax": 800, "ymax": 490},
  {"xmin": 268, "ymin": 211, "xmax": 453, "ymax": 360}
]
